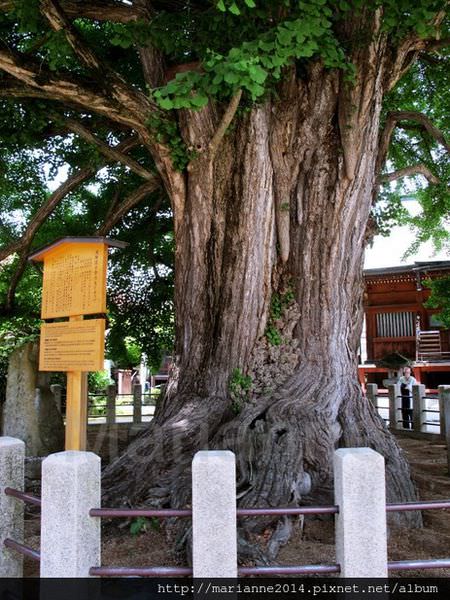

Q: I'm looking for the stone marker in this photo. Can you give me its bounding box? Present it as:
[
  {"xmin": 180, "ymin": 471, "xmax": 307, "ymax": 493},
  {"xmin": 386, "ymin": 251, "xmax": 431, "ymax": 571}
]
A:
[
  {"xmin": 40, "ymin": 451, "xmax": 101, "ymax": 577},
  {"xmin": 0, "ymin": 437, "xmax": 25, "ymax": 577},
  {"xmin": 334, "ymin": 448, "xmax": 388, "ymax": 577},
  {"xmin": 192, "ymin": 450, "xmax": 237, "ymax": 577},
  {"xmin": 3, "ymin": 342, "xmax": 64, "ymax": 455}
]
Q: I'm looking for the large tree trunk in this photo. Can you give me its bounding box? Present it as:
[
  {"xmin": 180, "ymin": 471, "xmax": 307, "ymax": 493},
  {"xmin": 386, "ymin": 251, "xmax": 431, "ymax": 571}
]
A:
[{"xmin": 102, "ymin": 32, "xmax": 421, "ymax": 559}]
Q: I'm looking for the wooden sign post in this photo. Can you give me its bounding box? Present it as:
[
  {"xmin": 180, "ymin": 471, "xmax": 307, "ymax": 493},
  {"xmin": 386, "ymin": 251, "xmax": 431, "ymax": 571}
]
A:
[{"xmin": 30, "ymin": 237, "xmax": 127, "ymax": 451}]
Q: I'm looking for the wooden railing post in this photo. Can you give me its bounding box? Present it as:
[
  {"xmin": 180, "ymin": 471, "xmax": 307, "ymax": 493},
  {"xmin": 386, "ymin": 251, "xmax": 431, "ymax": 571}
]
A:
[
  {"xmin": 366, "ymin": 383, "xmax": 378, "ymax": 409},
  {"xmin": 387, "ymin": 383, "xmax": 400, "ymax": 430},
  {"xmin": 133, "ymin": 384, "xmax": 142, "ymax": 424},
  {"xmin": 412, "ymin": 384, "xmax": 425, "ymax": 433},
  {"xmin": 106, "ymin": 384, "xmax": 116, "ymax": 425},
  {"xmin": 50, "ymin": 384, "xmax": 62, "ymax": 413}
]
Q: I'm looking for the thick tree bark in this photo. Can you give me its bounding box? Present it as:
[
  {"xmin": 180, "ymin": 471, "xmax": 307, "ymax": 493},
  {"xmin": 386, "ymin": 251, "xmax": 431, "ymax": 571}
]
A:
[{"xmin": 102, "ymin": 40, "xmax": 422, "ymax": 561}]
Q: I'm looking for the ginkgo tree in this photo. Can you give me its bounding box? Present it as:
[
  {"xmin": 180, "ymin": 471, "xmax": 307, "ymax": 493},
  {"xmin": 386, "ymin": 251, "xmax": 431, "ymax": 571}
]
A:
[{"xmin": 0, "ymin": 0, "xmax": 449, "ymax": 559}]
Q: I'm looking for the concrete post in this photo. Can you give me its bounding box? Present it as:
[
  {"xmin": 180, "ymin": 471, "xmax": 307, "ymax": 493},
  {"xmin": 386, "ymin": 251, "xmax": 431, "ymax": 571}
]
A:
[
  {"xmin": 438, "ymin": 386, "xmax": 450, "ymax": 473},
  {"xmin": 412, "ymin": 384, "xmax": 425, "ymax": 433},
  {"xmin": 334, "ymin": 448, "xmax": 388, "ymax": 577},
  {"xmin": 366, "ymin": 383, "xmax": 378, "ymax": 408},
  {"xmin": 106, "ymin": 384, "xmax": 116, "ymax": 425},
  {"xmin": 40, "ymin": 451, "xmax": 101, "ymax": 577},
  {"xmin": 192, "ymin": 451, "xmax": 237, "ymax": 577},
  {"xmin": 0, "ymin": 437, "xmax": 25, "ymax": 577},
  {"xmin": 50, "ymin": 384, "xmax": 62, "ymax": 413},
  {"xmin": 387, "ymin": 383, "xmax": 400, "ymax": 430},
  {"xmin": 132, "ymin": 384, "xmax": 142, "ymax": 424}
]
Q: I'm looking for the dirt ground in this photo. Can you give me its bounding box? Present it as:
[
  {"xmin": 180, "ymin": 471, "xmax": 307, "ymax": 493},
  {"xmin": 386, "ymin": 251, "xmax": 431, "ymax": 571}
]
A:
[{"xmin": 23, "ymin": 434, "xmax": 450, "ymax": 577}]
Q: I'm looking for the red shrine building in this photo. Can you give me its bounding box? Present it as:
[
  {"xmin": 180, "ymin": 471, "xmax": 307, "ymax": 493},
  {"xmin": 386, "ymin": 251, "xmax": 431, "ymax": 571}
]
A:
[{"xmin": 359, "ymin": 261, "xmax": 450, "ymax": 389}]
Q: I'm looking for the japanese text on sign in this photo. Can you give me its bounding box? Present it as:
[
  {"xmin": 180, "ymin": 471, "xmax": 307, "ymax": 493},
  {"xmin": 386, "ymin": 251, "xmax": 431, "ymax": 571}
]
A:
[
  {"xmin": 41, "ymin": 244, "xmax": 107, "ymax": 319},
  {"xmin": 39, "ymin": 319, "xmax": 105, "ymax": 372}
]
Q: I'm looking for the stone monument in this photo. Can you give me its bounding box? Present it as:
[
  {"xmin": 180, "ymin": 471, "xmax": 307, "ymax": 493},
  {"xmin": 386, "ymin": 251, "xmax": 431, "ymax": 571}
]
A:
[{"xmin": 3, "ymin": 342, "xmax": 64, "ymax": 456}]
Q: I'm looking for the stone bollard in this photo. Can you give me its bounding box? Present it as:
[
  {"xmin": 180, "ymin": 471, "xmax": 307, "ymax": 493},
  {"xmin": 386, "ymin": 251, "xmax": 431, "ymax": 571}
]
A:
[
  {"xmin": 366, "ymin": 383, "xmax": 378, "ymax": 408},
  {"xmin": 387, "ymin": 383, "xmax": 400, "ymax": 430},
  {"xmin": 412, "ymin": 384, "xmax": 425, "ymax": 433},
  {"xmin": 40, "ymin": 451, "xmax": 101, "ymax": 577},
  {"xmin": 438, "ymin": 386, "xmax": 450, "ymax": 474},
  {"xmin": 334, "ymin": 448, "xmax": 388, "ymax": 577},
  {"xmin": 192, "ymin": 451, "xmax": 237, "ymax": 577},
  {"xmin": 106, "ymin": 384, "xmax": 116, "ymax": 425},
  {"xmin": 0, "ymin": 437, "xmax": 25, "ymax": 577},
  {"xmin": 132, "ymin": 384, "xmax": 142, "ymax": 424}
]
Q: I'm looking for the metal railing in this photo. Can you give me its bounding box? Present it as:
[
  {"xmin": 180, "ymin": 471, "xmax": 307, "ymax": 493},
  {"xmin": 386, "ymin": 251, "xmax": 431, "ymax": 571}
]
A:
[
  {"xmin": 3, "ymin": 487, "xmax": 41, "ymax": 563},
  {"xmin": 4, "ymin": 487, "xmax": 450, "ymax": 576},
  {"xmin": 85, "ymin": 499, "xmax": 450, "ymax": 577}
]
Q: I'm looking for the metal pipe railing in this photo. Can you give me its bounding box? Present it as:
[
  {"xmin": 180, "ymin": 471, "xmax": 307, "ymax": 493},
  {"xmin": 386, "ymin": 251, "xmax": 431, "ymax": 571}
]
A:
[
  {"xmin": 89, "ymin": 508, "xmax": 192, "ymax": 518},
  {"xmin": 89, "ymin": 500, "xmax": 450, "ymax": 519},
  {"xmin": 237, "ymin": 505, "xmax": 338, "ymax": 516},
  {"xmin": 386, "ymin": 500, "xmax": 450, "ymax": 512},
  {"xmin": 4, "ymin": 487, "xmax": 41, "ymax": 507},
  {"xmin": 89, "ymin": 566, "xmax": 192, "ymax": 577},
  {"xmin": 238, "ymin": 564, "xmax": 340, "ymax": 575},
  {"xmin": 3, "ymin": 538, "xmax": 40, "ymax": 562},
  {"xmin": 388, "ymin": 558, "xmax": 450, "ymax": 571}
]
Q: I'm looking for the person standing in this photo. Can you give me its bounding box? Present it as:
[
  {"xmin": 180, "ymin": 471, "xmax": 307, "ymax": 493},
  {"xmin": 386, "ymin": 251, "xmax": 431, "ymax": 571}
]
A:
[{"xmin": 398, "ymin": 366, "xmax": 417, "ymax": 430}]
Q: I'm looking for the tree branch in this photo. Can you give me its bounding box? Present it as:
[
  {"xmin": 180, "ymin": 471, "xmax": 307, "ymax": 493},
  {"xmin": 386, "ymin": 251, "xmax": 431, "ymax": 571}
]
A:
[
  {"xmin": 380, "ymin": 164, "xmax": 440, "ymax": 185},
  {"xmin": 4, "ymin": 247, "xmax": 30, "ymax": 311},
  {"xmin": 0, "ymin": 48, "xmax": 154, "ymax": 131},
  {"xmin": 0, "ymin": 136, "xmax": 139, "ymax": 263},
  {"xmin": 376, "ymin": 110, "xmax": 450, "ymax": 177},
  {"xmin": 385, "ymin": 8, "xmax": 448, "ymax": 92},
  {"xmin": 63, "ymin": 117, "xmax": 155, "ymax": 180},
  {"xmin": 39, "ymin": 0, "xmax": 157, "ymax": 121},
  {"xmin": 0, "ymin": 76, "xmax": 61, "ymax": 101},
  {"xmin": 132, "ymin": 0, "xmax": 166, "ymax": 88},
  {"xmin": 97, "ymin": 178, "xmax": 161, "ymax": 235},
  {"xmin": 422, "ymin": 38, "xmax": 450, "ymax": 53},
  {"xmin": 40, "ymin": 0, "xmax": 103, "ymax": 70},
  {"xmin": 1, "ymin": 0, "xmax": 145, "ymax": 23},
  {"xmin": 208, "ymin": 90, "xmax": 242, "ymax": 160}
]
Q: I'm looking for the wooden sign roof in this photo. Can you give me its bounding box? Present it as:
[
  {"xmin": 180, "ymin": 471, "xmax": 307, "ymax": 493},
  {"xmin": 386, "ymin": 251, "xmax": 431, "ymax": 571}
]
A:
[{"xmin": 28, "ymin": 236, "xmax": 127, "ymax": 262}]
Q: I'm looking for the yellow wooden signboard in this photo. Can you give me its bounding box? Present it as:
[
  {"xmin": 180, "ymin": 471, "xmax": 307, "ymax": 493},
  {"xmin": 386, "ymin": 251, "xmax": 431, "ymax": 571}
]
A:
[
  {"xmin": 39, "ymin": 319, "xmax": 105, "ymax": 372},
  {"xmin": 40, "ymin": 242, "xmax": 108, "ymax": 319},
  {"xmin": 30, "ymin": 237, "xmax": 127, "ymax": 452}
]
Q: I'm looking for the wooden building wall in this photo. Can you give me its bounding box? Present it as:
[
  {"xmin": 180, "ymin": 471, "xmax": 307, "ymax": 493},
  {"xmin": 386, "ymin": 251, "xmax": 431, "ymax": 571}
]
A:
[{"xmin": 364, "ymin": 270, "xmax": 450, "ymax": 362}]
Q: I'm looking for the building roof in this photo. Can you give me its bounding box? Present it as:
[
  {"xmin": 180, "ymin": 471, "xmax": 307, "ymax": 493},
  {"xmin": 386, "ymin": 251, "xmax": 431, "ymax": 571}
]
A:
[{"xmin": 364, "ymin": 261, "xmax": 450, "ymax": 277}]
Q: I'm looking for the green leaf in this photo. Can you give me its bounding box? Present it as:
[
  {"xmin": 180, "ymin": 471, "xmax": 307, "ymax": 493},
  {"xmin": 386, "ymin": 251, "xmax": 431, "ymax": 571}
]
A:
[
  {"xmin": 229, "ymin": 2, "xmax": 241, "ymax": 15},
  {"xmin": 216, "ymin": 0, "xmax": 226, "ymax": 11},
  {"xmin": 249, "ymin": 65, "xmax": 267, "ymax": 84},
  {"xmin": 224, "ymin": 71, "xmax": 240, "ymax": 84},
  {"xmin": 244, "ymin": 0, "xmax": 256, "ymax": 7},
  {"xmin": 190, "ymin": 94, "xmax": 209, "ymax": 108},
  {"xmin": 172, "ymin": 97, "xmax": 191, "ymax": 109},
  {"xmin": 277, "ymin": 28, "xmax": 293, "ymax": 46},
  {"xmin": 158, "ymin": 97, "xmax": 174, "ymax": 110}
]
